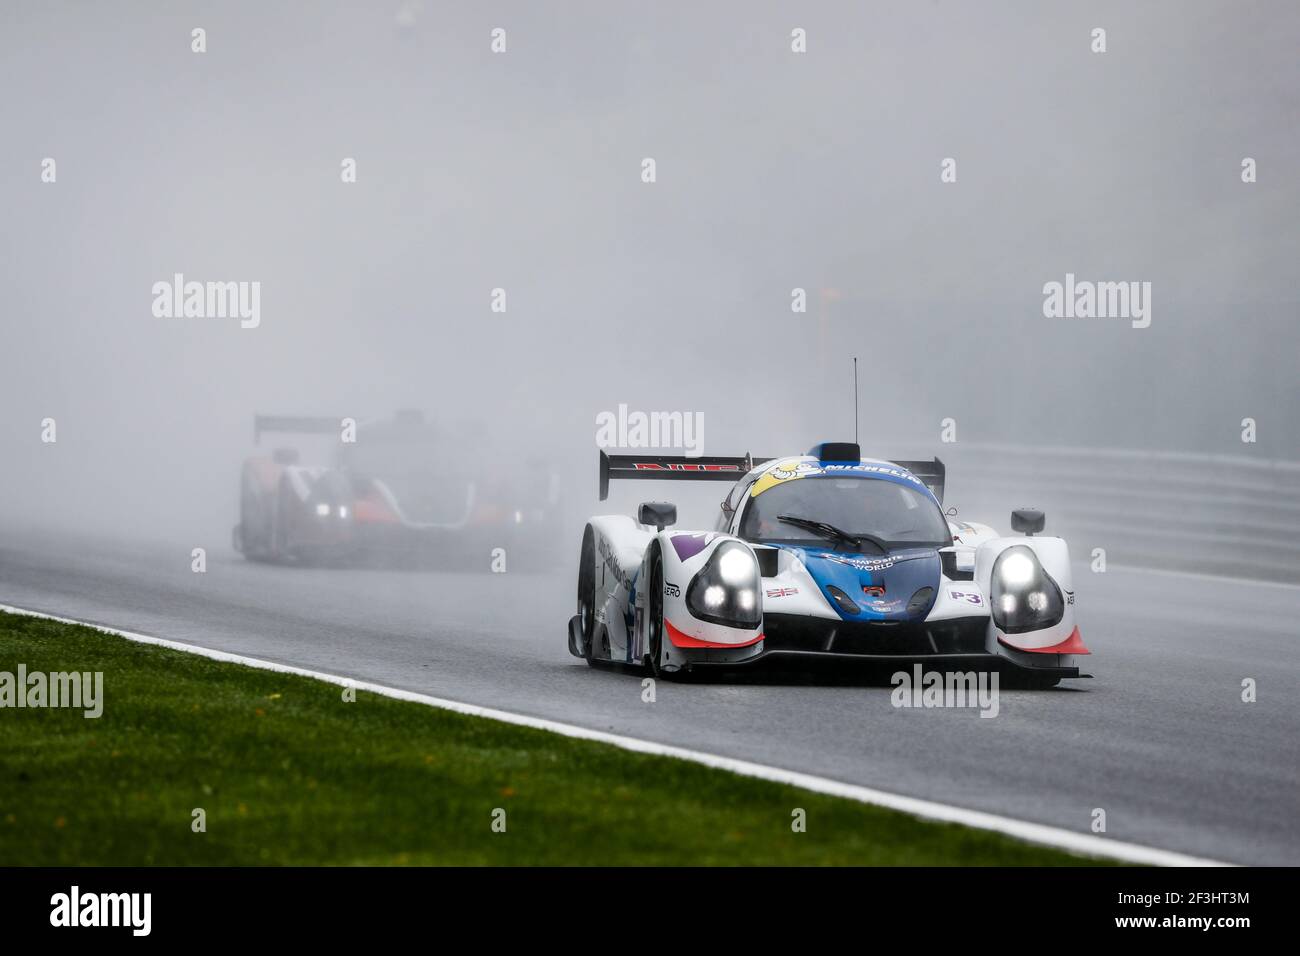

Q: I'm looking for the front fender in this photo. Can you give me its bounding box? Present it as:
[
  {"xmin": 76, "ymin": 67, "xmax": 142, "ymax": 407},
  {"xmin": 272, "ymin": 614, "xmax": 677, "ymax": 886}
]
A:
[
  {"xmin": 647, "ymin": 531, "xmax": 765, "ymax": 661},
  {"xmin": 587, "ymin": 515, "xmax": 653, "ymax": 661},
  {"xmin": 976, "ymin": 536, "xmax": 1086, "ymax": 658}
]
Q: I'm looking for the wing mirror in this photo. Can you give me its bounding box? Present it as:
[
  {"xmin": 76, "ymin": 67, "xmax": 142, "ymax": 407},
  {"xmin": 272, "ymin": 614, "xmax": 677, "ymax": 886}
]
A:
[
  {"xmin": 638, "ymin": 501, "xmax": 677, "ymax": 531},
  {"xmin": 1011, "ymin": 509, "xmax": 1045, "ymax": 536}
]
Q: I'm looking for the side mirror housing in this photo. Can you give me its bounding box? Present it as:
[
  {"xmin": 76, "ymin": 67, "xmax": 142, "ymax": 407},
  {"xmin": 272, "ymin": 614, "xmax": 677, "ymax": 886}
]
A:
[
  {"xmin": 638, "ymin": 501, "xmax": 677, "ymax": 531},
  {"xmin": 1011, "ymin": 508, "xmax": 1045, "ymax": 536}
]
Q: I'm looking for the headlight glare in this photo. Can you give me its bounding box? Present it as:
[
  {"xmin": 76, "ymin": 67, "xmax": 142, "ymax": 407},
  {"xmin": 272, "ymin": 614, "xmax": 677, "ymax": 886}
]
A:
[
  {"xmin": 991, "ymin": 545, "xmax": 1064, "ymax": 633},
  {"xmin": 685, "ymin": 541, "xmax": 761, "ymax": 628},
  {"xmin": 717, "ymin": 547, "xmax": 752, "ymax": 586},
  {"xmin": 998, "ymin": 552, "xmax": 1036, "ymax": 587}
]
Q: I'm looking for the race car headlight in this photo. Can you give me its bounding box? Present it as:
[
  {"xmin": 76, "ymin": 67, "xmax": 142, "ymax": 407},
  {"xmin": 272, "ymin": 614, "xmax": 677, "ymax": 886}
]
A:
[
  {"xmin": 685, "ymin": 541, "xmax": 761, "ymax": 629},
  {"xmin": 314, "ymin": 502, "xmax": 331, "ymax": 517},
  {"xmin": 990, "ymin": 545, "xmax": 1064, "ymax": 634}
]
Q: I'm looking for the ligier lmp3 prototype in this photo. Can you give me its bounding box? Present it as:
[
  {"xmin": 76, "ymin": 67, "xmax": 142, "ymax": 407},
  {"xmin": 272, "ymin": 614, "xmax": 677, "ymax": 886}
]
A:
[{"xmin": 568, "ymin": 442, "xmax": 1090, "ymax": 687}]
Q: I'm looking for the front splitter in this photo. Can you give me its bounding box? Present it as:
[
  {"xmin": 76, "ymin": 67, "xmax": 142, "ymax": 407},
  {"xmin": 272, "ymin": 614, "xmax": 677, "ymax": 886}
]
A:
[{"xmin": 682, "ymin": 648, "xmax": 1087, "ymax": 679}]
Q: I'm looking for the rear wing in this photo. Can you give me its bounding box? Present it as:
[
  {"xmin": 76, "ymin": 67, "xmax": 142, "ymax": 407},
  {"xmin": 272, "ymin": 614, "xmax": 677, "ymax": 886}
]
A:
[
  {"xmin": 891, "ymin": 458, "xmax": 946, "ymax": 504},
  {"xmin": 253, "ymin": 415, "xmax": 341, "ymax": 445},
  {"xmin": 598, "ymin": 451, "xmax": 945, "ymax": 502},
  {"xmin": 599, "ymin": 451, "xmax": 765, "ymax": 500}
]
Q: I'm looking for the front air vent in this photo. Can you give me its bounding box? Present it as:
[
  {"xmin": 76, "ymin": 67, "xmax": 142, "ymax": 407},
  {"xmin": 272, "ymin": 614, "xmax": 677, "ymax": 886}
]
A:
[
  {"xmin": 940, "ymin": 551, "xmax": 974, "ymax": 581},
  {"xmin": 907, "ymin": 587, "xmax": 935, "ymax": 615},
  {"xmin": 826, "ymin": 585, "xmax": 860, "ymax": 615},
  {"xmin": 753, "ymin": 547, "xmax": 779, "ymax": 577}
]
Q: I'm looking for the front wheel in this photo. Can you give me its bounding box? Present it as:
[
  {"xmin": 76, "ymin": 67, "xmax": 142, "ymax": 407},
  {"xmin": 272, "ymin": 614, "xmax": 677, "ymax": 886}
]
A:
[
  {"xmin": 645, "ymin": 548, "xmax": 665, "ymax": 677},
  {"xmin": 270, "ymin": 479, "xmax": 292, "ymax": 562},
  {"xmin": 576, "ymin": 526, "xmax": 596, "ymax": 664}
]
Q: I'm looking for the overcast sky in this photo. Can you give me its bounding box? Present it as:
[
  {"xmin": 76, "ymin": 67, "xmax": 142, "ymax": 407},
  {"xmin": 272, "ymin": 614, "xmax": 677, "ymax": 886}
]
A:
[{"xmin": 1, "ymin": 1, "xmax": 1296, "ymax": 539}]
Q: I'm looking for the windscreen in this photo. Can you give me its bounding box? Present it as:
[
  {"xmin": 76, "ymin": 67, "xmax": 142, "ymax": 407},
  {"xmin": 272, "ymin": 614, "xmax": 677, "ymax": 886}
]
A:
[{"xmin": 739, "ymin": 476, "xmax": 949, "ymax": 550}]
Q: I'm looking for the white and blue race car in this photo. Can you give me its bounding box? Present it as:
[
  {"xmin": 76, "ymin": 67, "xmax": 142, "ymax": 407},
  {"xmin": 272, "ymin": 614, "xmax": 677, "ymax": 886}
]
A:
[{"xmin": 567, "ymin": 442, "xmax": 1090, "ymax": 687}]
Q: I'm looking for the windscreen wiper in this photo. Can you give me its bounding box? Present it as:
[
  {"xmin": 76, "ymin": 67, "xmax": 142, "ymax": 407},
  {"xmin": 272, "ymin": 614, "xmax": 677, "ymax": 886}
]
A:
[{"xmin": 777, "ymin": 514, "xmax": 861, "ymax": 548}]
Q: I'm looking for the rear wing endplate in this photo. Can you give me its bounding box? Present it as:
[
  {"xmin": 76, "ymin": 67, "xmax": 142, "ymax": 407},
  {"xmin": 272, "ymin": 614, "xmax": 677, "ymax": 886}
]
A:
[
  {"xmin": 891, "ymin": 458, "xmax": 946, "ymax": 504},
  {"xmin": 254, "ymin": 415, "xmax": 341, "ymax": 445},
  {"xmin": 599, "ymin": 451, "xmax": 764, "ymax": 500}
]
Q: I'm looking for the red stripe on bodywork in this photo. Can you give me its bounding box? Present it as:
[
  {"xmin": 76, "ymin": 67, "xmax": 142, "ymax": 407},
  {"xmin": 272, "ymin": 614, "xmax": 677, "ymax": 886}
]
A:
[
  {"xmin": 999, "ymin": 625, "xmax": 1090, "ymax": 655},
  {"xmin": 249, "ymin": 459, "xmax": 282, "ymax": 490},
  {"xmin": 352, "ymin": 497, "xmax": 400, "ymax": 525},
  {"xmin": 665, "ymin": 619, "xmax": 764, "ymax": 649}
]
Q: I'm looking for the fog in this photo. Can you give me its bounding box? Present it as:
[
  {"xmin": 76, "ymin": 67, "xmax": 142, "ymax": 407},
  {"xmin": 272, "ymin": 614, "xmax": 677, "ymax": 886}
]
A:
[{"xmin": 2, "ymin": 1, "xmax": 1297, "ymax": 545}]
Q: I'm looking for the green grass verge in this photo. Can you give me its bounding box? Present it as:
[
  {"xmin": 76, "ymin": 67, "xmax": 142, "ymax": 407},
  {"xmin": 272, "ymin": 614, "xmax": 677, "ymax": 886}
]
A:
[{"xmin": 0, "ymin": 611, "xmax": 1104, "ymax": 865}]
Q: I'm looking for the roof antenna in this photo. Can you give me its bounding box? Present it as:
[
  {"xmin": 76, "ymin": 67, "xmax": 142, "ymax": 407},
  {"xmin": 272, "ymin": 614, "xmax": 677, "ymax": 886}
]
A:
[{"xmin": 853, "ymin": 357, "xmax": 859, "ymax": 444}]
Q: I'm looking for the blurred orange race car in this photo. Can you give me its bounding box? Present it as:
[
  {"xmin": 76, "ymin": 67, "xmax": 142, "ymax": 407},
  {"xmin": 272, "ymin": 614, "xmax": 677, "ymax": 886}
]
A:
[{"xmin": 233, "ymin": 410, "xmax": 561, "ymax": 568}]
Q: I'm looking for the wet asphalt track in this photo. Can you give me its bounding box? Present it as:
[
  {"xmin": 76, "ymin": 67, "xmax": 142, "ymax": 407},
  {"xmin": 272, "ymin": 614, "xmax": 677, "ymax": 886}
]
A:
[{"xmin": 1, "ymin": 525, "xmax": 1297, "ymax": 865}]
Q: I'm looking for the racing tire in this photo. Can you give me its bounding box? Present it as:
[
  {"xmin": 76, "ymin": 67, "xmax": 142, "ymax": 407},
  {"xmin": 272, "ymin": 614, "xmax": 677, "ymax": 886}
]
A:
[
  {"xmin": 577, "ymin": 526, "xmax": 597, "ymax": 665},
  {"xmin": 645, "ymin": 546, "xmax": 665, "ymax": 677},
  {"xmin": 238, "ymin": 471, "xmax": 271, "ymax": 561},
  {"xmin": 271, "ymin": 477, "xmax": 294, "ymax": 563}
]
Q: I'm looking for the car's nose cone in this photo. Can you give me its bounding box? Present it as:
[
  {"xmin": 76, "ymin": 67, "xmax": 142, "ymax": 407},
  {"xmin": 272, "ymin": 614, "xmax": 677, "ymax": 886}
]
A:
[{"xmin": 799, "ymin": 547, "xmax": 941, "ymax": 621}]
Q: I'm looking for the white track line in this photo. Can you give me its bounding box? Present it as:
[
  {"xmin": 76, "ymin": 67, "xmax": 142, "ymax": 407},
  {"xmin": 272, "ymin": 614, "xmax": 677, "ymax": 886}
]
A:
[{"xmin": 1, "ymin": 602, "xmax": 1229, "ymax": 867}]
